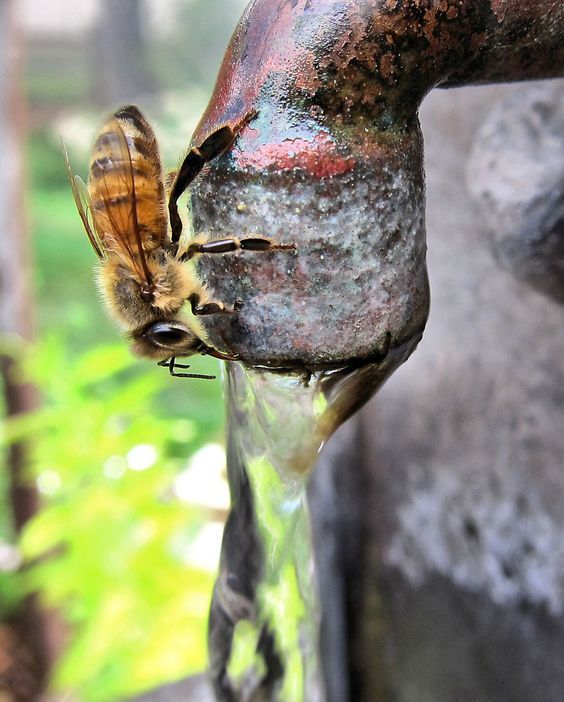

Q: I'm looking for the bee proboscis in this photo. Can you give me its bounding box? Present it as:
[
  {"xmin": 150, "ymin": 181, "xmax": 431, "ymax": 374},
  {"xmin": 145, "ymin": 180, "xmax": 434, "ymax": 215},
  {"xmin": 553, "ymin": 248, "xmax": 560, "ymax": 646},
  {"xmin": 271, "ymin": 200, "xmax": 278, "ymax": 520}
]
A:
[{"xmin": 64, "ymin": 105, "xmax": 294, "ymax": 378}]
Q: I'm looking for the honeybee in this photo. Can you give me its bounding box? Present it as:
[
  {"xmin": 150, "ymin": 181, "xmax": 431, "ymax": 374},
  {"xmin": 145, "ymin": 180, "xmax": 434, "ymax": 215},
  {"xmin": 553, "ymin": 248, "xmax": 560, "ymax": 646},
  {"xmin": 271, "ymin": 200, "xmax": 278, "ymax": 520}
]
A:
[{"xmin": 64, "ymin": 105, "xmax": 294, "ymax": 378}]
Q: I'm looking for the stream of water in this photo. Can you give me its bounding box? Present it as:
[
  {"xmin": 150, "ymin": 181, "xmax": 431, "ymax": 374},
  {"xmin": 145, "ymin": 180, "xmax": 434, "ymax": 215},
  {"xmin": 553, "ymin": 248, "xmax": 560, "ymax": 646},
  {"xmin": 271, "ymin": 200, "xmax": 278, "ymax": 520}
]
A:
[{"xmin": 208, "ymin": 340, "xmax": 408, "ymax": 701}]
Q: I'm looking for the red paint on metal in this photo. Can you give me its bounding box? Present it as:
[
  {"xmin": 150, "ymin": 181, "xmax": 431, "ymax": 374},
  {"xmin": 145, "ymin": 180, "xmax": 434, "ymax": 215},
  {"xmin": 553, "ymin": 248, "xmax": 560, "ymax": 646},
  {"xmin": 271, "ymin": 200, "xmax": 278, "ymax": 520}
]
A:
[{"xmin": 234, "ymin": 131, "xmax": 356, "ymax": 178}]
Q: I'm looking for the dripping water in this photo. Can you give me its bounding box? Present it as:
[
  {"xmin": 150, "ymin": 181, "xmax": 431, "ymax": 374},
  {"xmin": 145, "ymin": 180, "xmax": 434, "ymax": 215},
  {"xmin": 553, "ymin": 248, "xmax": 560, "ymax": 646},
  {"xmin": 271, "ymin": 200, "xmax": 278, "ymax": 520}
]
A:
[{"xmin": 208, "ymin": 339, "xmax": 412, "ymax": 701}]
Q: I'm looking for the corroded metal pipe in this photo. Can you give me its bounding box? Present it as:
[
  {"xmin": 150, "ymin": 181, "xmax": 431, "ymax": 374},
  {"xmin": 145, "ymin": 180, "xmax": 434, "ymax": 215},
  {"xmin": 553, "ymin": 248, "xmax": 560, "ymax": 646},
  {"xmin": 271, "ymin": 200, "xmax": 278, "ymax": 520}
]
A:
[
  {"xmin": 189, "ymin": 2, "xmax": 564, "ymax": 700},
  {"xmin": 190, "ymin": 0, "xmax": 564, "ymax": 370},
  {"xmin": 191, "ymin": 0, "xmax": 564, "ymax": 702}
]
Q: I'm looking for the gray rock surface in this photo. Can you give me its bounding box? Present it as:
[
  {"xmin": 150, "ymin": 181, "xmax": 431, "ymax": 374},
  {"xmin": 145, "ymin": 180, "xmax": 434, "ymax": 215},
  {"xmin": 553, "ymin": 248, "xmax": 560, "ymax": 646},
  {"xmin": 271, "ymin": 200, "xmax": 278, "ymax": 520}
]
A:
[{"xmin": 311, "ymin": 80, "xmax": 564, "ymax": 702}]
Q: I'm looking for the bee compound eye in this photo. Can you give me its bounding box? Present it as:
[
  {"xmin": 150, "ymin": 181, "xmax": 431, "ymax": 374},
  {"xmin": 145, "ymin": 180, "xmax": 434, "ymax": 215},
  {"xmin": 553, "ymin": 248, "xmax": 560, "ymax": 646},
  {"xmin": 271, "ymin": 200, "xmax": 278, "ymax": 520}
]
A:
[{"xmin": 143, "ymin": 322, "xmax": 192, "ymax": 349}]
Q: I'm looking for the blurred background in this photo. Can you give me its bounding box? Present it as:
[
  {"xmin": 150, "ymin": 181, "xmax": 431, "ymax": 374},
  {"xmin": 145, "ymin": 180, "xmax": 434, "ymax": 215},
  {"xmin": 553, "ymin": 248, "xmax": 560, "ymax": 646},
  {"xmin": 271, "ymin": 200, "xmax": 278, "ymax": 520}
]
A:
[
  {"xmin": 0, "ymin": 0, "xmax": 248, "ymax": 699},
  {"xmin": 2, "ymin": 0, "xmax": 564, "ymax": 700}
]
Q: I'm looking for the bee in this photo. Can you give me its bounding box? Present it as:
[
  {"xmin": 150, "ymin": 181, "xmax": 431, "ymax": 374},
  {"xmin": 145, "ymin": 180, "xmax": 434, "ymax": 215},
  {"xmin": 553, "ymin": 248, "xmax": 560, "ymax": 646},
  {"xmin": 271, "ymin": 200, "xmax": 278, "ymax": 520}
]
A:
[{"xmin": 64, "ymin": 105, "xmax": 294, "ymax": 378}]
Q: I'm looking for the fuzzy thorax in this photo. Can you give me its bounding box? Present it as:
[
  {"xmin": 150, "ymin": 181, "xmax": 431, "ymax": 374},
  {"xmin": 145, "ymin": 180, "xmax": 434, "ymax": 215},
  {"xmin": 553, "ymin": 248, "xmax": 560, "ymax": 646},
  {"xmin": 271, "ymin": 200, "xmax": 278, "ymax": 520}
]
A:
[{"xmin": 97, "ymin": 250, "xmax": 205, "ymax": 330}]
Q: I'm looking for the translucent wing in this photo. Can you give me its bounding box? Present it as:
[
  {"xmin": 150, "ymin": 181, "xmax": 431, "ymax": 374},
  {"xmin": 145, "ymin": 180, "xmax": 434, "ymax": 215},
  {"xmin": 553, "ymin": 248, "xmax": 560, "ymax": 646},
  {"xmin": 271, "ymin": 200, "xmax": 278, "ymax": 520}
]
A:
[
  {"xmin": 88, "ymin": 118, "xmax": 153, "ymax": 286},
  {"xmin": 62, "ymin": 139, "xmax": 105, "ymax": 259}
]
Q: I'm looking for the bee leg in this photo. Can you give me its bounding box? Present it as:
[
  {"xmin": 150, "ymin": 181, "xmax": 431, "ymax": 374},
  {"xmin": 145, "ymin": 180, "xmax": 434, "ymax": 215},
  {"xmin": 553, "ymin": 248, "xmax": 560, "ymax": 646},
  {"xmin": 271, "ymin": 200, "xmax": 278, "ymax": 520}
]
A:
[
  {"xmin": 157, "ymin": 357, "xmax": 216, "ymax": 380},
  {"xmin": 198, "ymin": 344, "xmax": 240, "ymax": 362},
  {"xmin": 158, "ymin": 357, "xmax": 191, "ymax": 370},
  {"xmin": 167, "ymin": 241, "xmax": 181, "ymax": 258},
  {"xmin": 184, "ymin": 236, "xmax": 296, "ymax": 260},
  {"xmin": 169, "ymin": 111, "xmax": 258, "ymax": 243},
  {"xmin": 188, "ymin": 292, "xmax": 236, "ymax": 316}
]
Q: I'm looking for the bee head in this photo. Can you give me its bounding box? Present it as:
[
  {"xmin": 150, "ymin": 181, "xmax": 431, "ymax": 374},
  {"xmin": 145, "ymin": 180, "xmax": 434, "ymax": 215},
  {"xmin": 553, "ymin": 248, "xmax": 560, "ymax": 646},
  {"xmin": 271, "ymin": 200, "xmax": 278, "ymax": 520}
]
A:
[{"xmin": 130, "ymin": 320, "xmax": 203, "ymax": 360}]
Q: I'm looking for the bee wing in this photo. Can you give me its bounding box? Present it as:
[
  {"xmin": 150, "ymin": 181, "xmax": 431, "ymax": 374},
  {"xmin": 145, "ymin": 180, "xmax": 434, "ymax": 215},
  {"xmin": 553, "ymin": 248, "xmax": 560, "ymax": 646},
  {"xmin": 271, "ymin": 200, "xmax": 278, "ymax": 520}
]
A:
[
  {"xmin": 90, "ymin": 118, "xmax": 153, "ymax": 286},
  {"xmin": 62, "ymin": 140, "xmax": 106, "ymax": 260}
]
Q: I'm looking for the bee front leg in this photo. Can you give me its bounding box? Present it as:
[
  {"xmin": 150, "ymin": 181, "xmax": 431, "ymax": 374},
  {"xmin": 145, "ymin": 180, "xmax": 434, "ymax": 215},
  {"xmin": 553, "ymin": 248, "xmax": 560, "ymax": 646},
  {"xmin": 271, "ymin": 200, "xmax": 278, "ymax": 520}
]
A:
[
  {"xmin": 169, "ymin": 111, "xmax": 258, "ymax": 243},
  {"xmin": 188, "ymin": 292, "xmax": 239, "ymax": 316}
]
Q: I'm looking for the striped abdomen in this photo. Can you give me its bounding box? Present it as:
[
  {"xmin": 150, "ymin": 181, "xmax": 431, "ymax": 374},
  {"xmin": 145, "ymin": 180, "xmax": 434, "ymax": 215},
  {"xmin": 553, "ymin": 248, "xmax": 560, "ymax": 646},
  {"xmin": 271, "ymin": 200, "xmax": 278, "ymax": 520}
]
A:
[{"xmin": 88, "ymin": 105, "xmax": 167, "ymax": 257}]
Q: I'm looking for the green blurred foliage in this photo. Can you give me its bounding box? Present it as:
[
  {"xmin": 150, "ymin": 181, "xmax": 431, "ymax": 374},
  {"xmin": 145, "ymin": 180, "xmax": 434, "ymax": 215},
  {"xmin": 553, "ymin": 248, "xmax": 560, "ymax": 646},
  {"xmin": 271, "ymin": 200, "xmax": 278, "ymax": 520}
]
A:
[
  {"xmin": 3, "ymin": 339, "xmax": 222, "ymax": 700},
  {"xmin": 11, "ymin": 121, "xmax": 227, "ymax": 696},
  {"xmin": 28, "ymin": 130, "xmax": 75, "ymax": 191}
]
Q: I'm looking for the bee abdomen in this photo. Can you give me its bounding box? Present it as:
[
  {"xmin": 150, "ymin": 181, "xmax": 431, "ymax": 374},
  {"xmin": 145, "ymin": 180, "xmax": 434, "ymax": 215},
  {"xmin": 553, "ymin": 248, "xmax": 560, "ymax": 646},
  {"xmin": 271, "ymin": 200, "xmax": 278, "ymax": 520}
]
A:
[{"xmin": 88, "ymin": 115, "xmax": 167, "ymax": 249}]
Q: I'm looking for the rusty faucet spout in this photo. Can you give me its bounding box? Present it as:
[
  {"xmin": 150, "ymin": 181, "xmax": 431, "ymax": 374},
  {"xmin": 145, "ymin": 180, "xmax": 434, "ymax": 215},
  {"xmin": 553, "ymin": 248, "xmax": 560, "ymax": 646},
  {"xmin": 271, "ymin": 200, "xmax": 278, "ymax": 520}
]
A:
[{"xmin": 188, "ymin": 0, "xmax": 564, "ymax": 370}]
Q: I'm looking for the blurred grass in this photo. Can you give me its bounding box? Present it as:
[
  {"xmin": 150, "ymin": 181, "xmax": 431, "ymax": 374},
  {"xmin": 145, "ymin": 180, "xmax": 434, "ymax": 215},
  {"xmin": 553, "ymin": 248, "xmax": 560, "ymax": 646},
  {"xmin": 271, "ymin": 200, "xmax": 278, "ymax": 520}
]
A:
[{"xmin": 3, "ymin": 338, "xmax": 220, "ymax": 700}]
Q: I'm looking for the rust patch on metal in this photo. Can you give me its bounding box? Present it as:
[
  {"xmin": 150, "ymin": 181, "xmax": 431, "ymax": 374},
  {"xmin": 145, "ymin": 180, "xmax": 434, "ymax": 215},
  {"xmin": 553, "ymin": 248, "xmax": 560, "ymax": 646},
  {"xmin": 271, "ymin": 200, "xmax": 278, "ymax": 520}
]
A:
[{"xmin": 233, "ymin": 131, "xmax": 356, "ymax": 177}]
